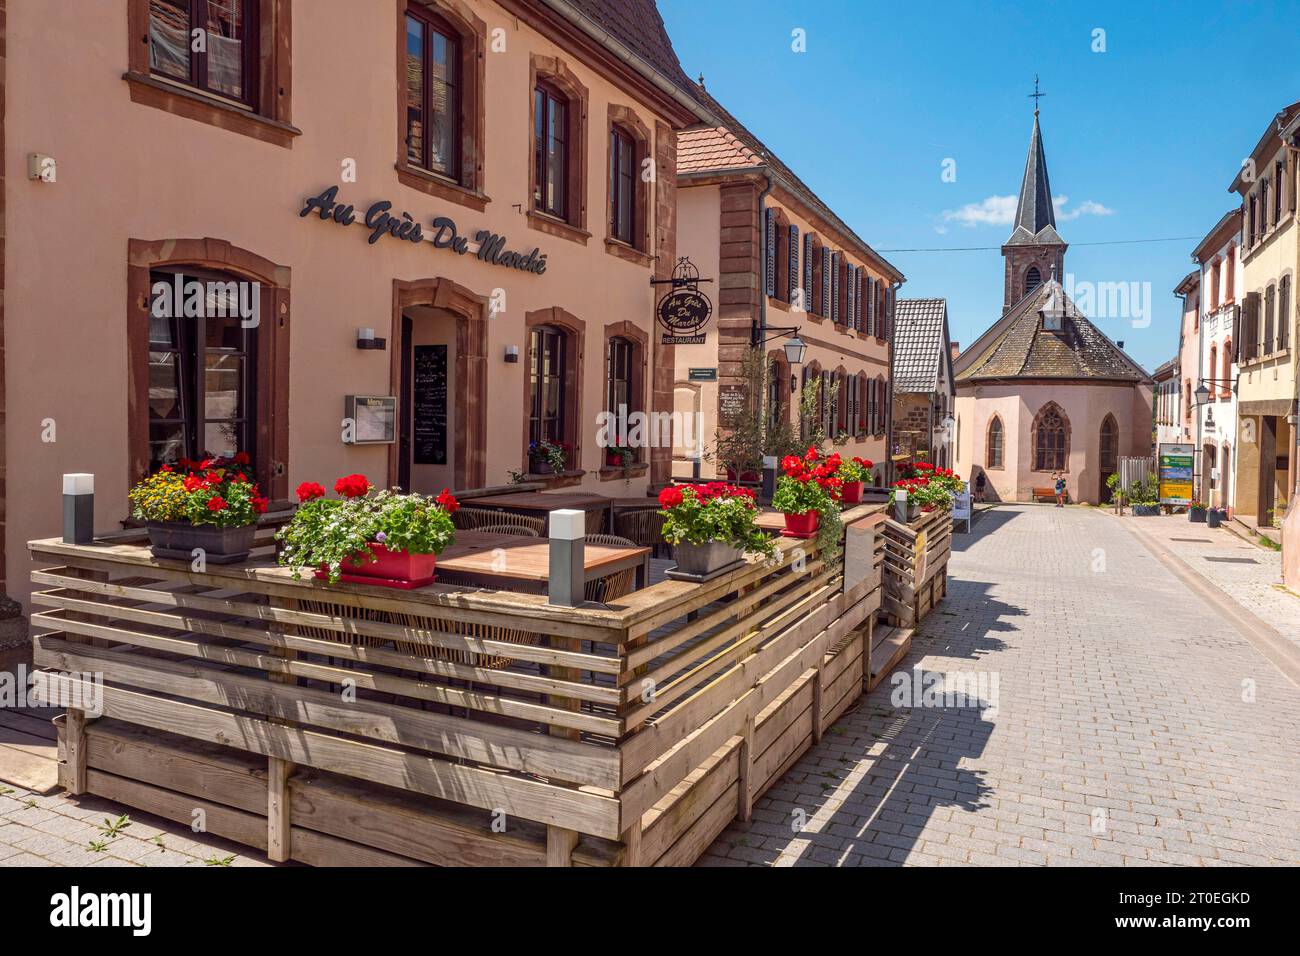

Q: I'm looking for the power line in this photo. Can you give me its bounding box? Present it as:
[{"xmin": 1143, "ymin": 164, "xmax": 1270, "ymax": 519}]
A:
[{"xmin": 878, "ymin": 236, "xmax": 1202, "ymax": 253}]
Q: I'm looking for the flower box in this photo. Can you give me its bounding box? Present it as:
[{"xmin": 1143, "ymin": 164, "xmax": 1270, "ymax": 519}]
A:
[
  {"xmin": 669, "ymin": 540, "xmax": 746, "ymax": 580},
  {"xmin": 315, "ymin": 542, "xmax": 437, "ymax": 590},
  {"xmin": 146, "ymin": 520, "xmax": 257, "ymax": 564},
  {"xmin": 1207, "ymin": 508, "xmax": 1225, "ymax": 529},
  {"xmin": 840, "ymin": 481, "xmax": 864, "ymax": 504},
  {"xmin": 530, "ymin": 458, "xmax": 556, "ymax": 475},
  {"xmin": 781, "ymin": 510, "xmax": 820, "ymax": 538},
  {"xmin": 1188, "ymin": 507, "xmax": 1207, "ymax": 523}
]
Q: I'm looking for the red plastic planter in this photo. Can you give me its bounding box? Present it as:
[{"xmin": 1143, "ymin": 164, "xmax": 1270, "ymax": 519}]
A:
[
  {"xmin": 726, "ymin": 468, "xmax": 761, "ymax": 483},
  {"xmin": 840, "ymin": 481, "xmax": 864, "ymax": 504},
  {"xmin": 781, "ymin": 510, "xmax": 820, "ymax": 539},
  {"xmin": 316, "ymin": 542, "xmax": 437, "ymax": 589}
]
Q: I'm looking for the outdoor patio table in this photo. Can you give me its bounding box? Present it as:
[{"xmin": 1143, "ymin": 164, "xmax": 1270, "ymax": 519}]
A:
[
  {"xmin": 438, "ymin": 529, "xmax": 651, "ymax": 592},
  {"xmin": 470, "ymin": 491, "xmax": 613, "ymax": 533}
]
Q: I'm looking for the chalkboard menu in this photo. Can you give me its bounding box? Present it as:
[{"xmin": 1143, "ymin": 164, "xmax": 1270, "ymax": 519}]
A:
[
  {"xmin": 413, "ymin": 345, "xmax": 448, "ymax": 465},
  {"xmin": 718, "ymin": 384, "xmax": 748, "ymax": 426}
]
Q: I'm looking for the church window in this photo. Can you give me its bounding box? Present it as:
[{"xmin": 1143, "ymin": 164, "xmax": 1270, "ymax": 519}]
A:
[
  {"xmin": 1024, "ymin": 265, "xmax": 1042, "ymax": 296},
  {"xmin": 986, "ymin": 415, "xmax": 1004, "ymax": 469},
  {"xmin": 1031, "ymin": 402, "xmax": 1068, "ymax": 471}
]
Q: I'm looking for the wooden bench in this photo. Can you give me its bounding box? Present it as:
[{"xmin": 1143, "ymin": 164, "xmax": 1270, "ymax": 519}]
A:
[{"xmin": 1032, "ymin": 487, "xmax": 1068, "ymax": 503}]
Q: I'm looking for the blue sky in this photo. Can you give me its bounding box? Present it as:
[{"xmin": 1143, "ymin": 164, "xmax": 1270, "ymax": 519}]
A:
[{"xmin": 657, "ymin": 0, "xmax": 1299, "ymax": 372}]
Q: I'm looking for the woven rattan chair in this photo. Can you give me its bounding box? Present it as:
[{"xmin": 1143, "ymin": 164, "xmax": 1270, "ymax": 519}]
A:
[
  {"xmin": 452, "ymin": 506, "xmax": 545, "ymax": 535},
  {"xmin": 473, "ymin": 523, "xmax": 540, "ymax": 537},
  {"xmin": 583, "ymin": 533, "xmax": 638, "ymax": 603},
  {"xmin": 614, "ymin": 507, "xmax": 666, "ymax": 558}
]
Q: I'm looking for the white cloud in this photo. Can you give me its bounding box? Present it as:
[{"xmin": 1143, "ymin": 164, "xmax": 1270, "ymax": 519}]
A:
[{"xmin": 940, "ymin": 193, "xmax": 1114, "ymax": 227}]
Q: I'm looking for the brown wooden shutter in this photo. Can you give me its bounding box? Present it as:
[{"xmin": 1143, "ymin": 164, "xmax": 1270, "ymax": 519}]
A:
[
  {"xmin": 830, "ymin": 253, "xmax": 841, "ymax": 323},
  {"xmin": 847, "ymin": 265, "xmax": 857, "ymax": 330},
  {"xmin": 822, "ymin": 248, "xmax": 831, "ymax": 317},
  {"xmin": 765, "ymin": 209, "xmax": 776, "ymax": 297},
  {"xmin": 788, "ymin": 224, "xmax": 799, "ymax": 304},
  {"xmin": 803, "ymin": 234, "xmax": 813, "ymax": 308}
]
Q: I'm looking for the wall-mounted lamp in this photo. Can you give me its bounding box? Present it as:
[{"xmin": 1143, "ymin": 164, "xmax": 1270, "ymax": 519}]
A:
[
  {"xmin": 356, "ymin": 327, "xmax": 386, "ymax": 350},
  {"xmin": 790, "ymin": 374, "xmax": 798, "ymax": 394},
  {"xmin": 504, "ymin": 345, "xmax": 520, "ymax": 363}
]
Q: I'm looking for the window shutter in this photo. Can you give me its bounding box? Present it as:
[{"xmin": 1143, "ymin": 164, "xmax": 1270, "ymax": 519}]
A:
[
  {"xmin": 822, "ymin": 248, "xmax": 831, "ymax": 317},
  {"xmin": 885, "ymin": 287, "xmax": 894, "ymax": 340},
  {"xmin": 764, "ymin": 209, "xmax": 776, "ymax": 297},
  {"xmin": 788, "ymin": 224, "xmax": 799, "ymax": 304},
  {"xmin": 865, "ymin": 278, "xmax": 875, "ymax": 336},
  {"xmin": 847, "ymin": 265, "xmax": 857, "ymax": 330},
  {"xmin": 868, "ymin": 378, "xmax": 876, "ymax": 435},
  {"xmin": 831, "ymin": 253, "xmax": 841, "ymax": 323},
  {"xmin": 803, "ymin": 235, "xmax": 813, "ymax": 308}
]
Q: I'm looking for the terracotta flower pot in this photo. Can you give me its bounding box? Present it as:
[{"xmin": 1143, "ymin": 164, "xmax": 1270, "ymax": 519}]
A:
[
  {"xmin": 146, "ymin": 520, "xmax": 257, "ymax": 564},
  {"xmin": 781, "ymin": 510, "xmax": 820, "ymax": 539},
  {"xmin": 840, "ymin": 481, "xmax": 864, "ymax": 504},
  {"xmin": 316, "ymin": 542, "xmax": 437, "ymax": 589}
]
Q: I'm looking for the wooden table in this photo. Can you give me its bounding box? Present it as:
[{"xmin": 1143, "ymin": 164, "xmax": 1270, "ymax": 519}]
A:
[
  {"xmin": 438, "ymin": 530, "xmax": 651, "ymax": 591},
  {"xmin": 471, "ymin": 492, "xmax": 613, "ymax": 533}
]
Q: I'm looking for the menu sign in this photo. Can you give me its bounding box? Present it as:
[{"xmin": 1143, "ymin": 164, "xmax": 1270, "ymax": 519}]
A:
[
  {"xmin": 718, "ymin": 384, "xmax": 748, "ymax": 426},
  {"xmin": 413, "ymin": 345, "xmax": 448, "ymax": 465}
]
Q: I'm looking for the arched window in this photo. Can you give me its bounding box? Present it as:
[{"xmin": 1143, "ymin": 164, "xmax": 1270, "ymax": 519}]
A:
[
  {"xmin": 405, "ymin": 7, "xmax": 460, "ymax": 178},
  {"xmin": 148, "ymin": 266, "xmax": 258, "ymax": 468},
  {"xmin": 529, "ymin": 324, "xmax": 567, "ymax": 445},
  {"xmin": 986, "ymin": 415, "xmax": 1004, "ymax": 469},
  {"xmin": 1099, "ymin": 414, "xmax": 1118, "ymax": 473},
  {"xmin": 1032, "ymin": 402, "xmax": 1069, "ymax": 471},
  {"xmin": 1024, "ymin": 265, "xmax": 1042, "ymax": 296}
]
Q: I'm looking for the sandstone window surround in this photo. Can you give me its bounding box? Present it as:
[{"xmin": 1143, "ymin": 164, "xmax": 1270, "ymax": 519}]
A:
[
  {"xmin": 396, "ymin": 0, "xmax": 489, "ymax": 212},
  {"xmin": 528, "ymin": 54, "xmax": 590, "ymax": 245},
  {"xmin": 125, "ymin": 0, "xmax": 299, "ymax": 148}
]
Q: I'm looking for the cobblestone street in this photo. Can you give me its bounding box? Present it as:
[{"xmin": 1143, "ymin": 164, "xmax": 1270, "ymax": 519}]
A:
[{"xmin": 700, "ymin": 503, "xmax": 1300, "ymax": 867}]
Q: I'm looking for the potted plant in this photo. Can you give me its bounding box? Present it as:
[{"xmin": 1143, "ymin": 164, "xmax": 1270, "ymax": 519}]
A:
[
  {"xmin": 605, "ymin": 445, "xmax": 636, "ymax": 469},
  {"xmin": 529, "ymin": 439, "xmax": 569, "ymax": 475},
  {"xmin": 658, "ymin": 482, "xmax": 775, "ymax": 578},
  {"xmin": 838, "ymin": 457, "xmax": 873, "ymax": 504},
  {"xmin": 773, "ymin": 448, "xmax": 842, "ymax": 538},
  {"xmin": 1207, "ymin": 506, "xmax": 1227, "ymax": 529},
  {"xmin": 128, "ymin": 453, "xmax": 268, "ymax": 563},
  {"xmin": 276, "ymin": 475, "xmax": 458, "ymax": 588},
  {"xmin": 1129, "ymin": 476, "xmax": 1160, "ymax": 516},
  {"xmin": 1187, "ymin": 500, "xmax": 1208, "ymax": 523}
]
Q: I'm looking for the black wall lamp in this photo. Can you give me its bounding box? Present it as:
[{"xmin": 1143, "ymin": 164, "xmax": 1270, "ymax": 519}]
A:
[{"xmin": 750, "ymin": 320, "xmax": 807, "ymax": 365}]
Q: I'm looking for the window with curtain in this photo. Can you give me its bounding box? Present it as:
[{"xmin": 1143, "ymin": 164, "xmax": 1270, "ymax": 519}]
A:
[
  {"xmin": 529, "ymin": 325, "xmax": 566, "ymax": 445},
  {"xmin": 405, "ymin": 8, "xmax": 459, "ymax": 179},
  {"xmin": 149, "ymin": 0, "xmax": 258, "ymax": 106},
  {"xmin": 609, "ymin": 127, "xmax": 636, "ymax": 244},
  {"xmin": 987, "ymin": 416, "xmax": 1004, "ymax": 468},
  {"xmin": 148, "ymin": 267, "xmax": 257, "ymax": 469},
  {"xmin": 606, "ymin": 335, "xmax": 633, "ymax": 428},
  {"xmin": 534, "ymin": 83, "xmax": 568, "ymax": 219}
]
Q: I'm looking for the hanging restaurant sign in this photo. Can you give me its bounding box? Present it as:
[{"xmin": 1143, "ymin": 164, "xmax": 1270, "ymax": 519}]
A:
[
  {"xmin": 654, "ymin": 257, "xmax": 713, "ymax": 345},
  {"xmin": 299, "ymin": 185, "xmax": 548, "ymax": 275}
]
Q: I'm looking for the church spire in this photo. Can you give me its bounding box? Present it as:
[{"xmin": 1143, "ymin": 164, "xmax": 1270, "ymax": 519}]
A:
[
  {"xmin": 1000, "ymin": 78, "xmax": 1067, "ymax": 311},
  {"xmin": 1010, "ymin": 106, "xmax": 1056, "ymax": 241}
]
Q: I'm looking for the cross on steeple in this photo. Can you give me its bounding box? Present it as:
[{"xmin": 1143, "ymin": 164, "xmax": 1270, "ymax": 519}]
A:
[{"xmin": 1028, "ymin": 74, "xmax": 1045, "ymax": 115}]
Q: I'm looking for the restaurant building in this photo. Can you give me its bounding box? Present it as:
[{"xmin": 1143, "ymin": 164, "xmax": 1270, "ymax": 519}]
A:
[
  {"xmin": 1229, "ymin": 101, "xmax": 1298, "ymax": 531},
  {"xmin": 2, "ymin": 0, "xmax": 708, "ymax": 606},
  {"xmin": 670, "ymin": 84, "xmax": 904, "ymax": 480}
]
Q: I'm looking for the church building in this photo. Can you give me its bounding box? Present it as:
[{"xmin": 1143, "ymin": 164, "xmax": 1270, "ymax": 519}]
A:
[{"xmin": 952, "ymin": 107, "xmax": 1153, "ymax": 504}]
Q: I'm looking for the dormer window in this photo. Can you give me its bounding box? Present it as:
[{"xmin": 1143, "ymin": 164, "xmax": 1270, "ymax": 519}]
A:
[{"xmin": 1041, "ymin": 285, "xmax": 1064, "ymax": 331}]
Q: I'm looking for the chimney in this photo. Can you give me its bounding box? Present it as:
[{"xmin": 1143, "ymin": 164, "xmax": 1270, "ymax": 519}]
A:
[{"xmin": 950, "ymin": 341, "xmax": 961, "ymax": 363}]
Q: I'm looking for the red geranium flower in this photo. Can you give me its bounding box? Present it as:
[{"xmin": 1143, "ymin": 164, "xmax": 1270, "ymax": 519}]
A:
[
  {"xmin": 435, "ymin": 488, "xmax": 460, "ymax": 514},
  {"xmin": 334, "ymin": 474, "xmax": 371, "ymax": 499},
  {"xmin": 658, "ymin": 486, "xmax": 685, "ymax": 509},
  {"xmin": 296, "ymin": 481, "xmax": 326, "ymax": 503},
  {"xmin": 183, "ymin": 474, "xmax": 205, "ymax": 493},
  {"xmin": 233, "ymin": 451, "xmax": 251, "ymax": 465},
  {"xmin": 207, "ymin": 496, "xmax": 228, "ymax": 512},
  {"xmin": 252, "ymin": 496, "xmax": 269, "ymax": 514}
]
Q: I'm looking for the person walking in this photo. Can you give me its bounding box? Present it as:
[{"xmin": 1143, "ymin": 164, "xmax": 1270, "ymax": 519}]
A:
[{"xmin": 1053, "ymin": 472, "xmax": 1067, "ymax": 507}]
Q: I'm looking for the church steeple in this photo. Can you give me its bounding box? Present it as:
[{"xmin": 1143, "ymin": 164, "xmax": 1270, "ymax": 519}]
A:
[{"xmin": 1001, "ymin": 79, "xmax": 1068, "ymax": 312}]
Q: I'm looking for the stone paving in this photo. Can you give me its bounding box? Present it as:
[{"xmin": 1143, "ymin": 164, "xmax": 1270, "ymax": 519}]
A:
[
  {"xmin": 700, "ymin": 503, "xmax": 1300, "ymax": 866},
  {"xmin": 1117, "ymin": 510, "xmax": 1300, "ymax": 651}
]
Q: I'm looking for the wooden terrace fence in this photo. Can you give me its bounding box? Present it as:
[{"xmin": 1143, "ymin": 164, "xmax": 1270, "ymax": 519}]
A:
[{"xmin": 29, "ymin": 505, "xmax": 884, "ymax": 867}]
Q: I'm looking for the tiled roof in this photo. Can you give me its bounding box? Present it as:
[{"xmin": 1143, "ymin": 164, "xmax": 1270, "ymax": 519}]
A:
[
  {"xmin": 893, "ymin": 298, "xmax": 949, "ymax": 393},
  {"xmin": 956, "ymin": 280, "xmax": 1149, "ymax": 384},
  {"xmin": 565, "ymin": 0, "xmax": 695, "ymax": 89},
  {"xmin": 677, "ymin": 125, "xmax": 761, "ymax": 172}
]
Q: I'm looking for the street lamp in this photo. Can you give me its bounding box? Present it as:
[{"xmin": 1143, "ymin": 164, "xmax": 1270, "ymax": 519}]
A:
[
  {"xmin": 1194, "ymin": 378, "xmax": 1235, "ymax": 406},
  {"xmin": 750, "ymin": 320, "xmax": 807, "ymax": 364}
]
